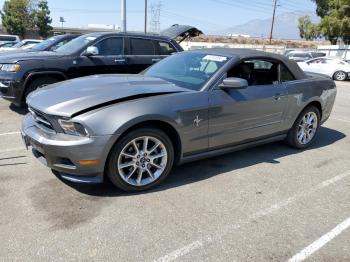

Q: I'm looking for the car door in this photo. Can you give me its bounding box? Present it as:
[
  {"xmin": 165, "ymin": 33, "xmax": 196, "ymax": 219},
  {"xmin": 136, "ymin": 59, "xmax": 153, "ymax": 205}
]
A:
[
  {"xmin": 76, "ymin": 36, "xmax": 126, "ymax": 76},
  {"xmin": 306, "ymin": 58, "xmax": 329, "ymax": 74},
  {"xmin": 125, "ymin": 37, "xmax": 161, "ymax": 73},
  {"xmin": 208, "ymin": 59, "xmax": 289, "ymax": 149}
]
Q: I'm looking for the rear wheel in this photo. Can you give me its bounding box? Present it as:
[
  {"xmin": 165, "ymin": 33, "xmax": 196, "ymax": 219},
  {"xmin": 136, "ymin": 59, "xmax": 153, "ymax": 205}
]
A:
[
  {"xmin": 286, "ymin": 106, "xmax": 320, "ymax": 149},
  {"xmin": 106, "ymin": 128, "xmax": 174, "ymax": 192},
  {"xmin": 24, "ymin": 77, "xmax": 58, "ymax": 102},
  {"xmin": 333, "ymin": 71, "xmax": 347, "ymax": 81}
]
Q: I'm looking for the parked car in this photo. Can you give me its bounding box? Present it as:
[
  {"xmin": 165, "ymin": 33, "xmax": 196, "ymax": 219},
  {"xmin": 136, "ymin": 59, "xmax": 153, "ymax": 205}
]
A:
[
  {"xmin": 0, "ymin": 34, "xmax": 20, "ymax": 45},
  {"xmin": 21, "ymin": 48, "xmax": 337, "ymax": 191},
  {"xmin": 0, "ymin": 42, "xmax": 17, "ymax": 48},
  {"xmin": 0, "ymin": 34, "xmax": 80, "ymax": 55},
  {"xmin": 28, "ymin": 34, "xmax": 81, "ymax": 52},
  {"xmin": 286, "ymin": 51, "xmax": 326, "ymax": 62},
  {"xmin": 298, "ymin": 57, "xmax": 350, "ymax": 81},
  {"xmin": 0, "ymin": 25, "xmax": 202, "ymax": 107},
  {"xmin": 0, "ymin": 39, "xmax": 42, "ymax": 52}
]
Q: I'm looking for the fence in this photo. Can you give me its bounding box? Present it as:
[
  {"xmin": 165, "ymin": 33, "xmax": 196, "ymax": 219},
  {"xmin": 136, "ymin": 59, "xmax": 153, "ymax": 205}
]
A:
[{"xmin": 181, "ymin": 42, "xmax": 350, "ymax": 59}]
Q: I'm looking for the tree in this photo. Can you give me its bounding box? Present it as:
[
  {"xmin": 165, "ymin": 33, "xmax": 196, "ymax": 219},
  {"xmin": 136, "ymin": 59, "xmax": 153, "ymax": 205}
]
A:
[
  {"xmin": 34, "ymin": 1, "xmax": 52, "ymax": 38},
  {"xmin": 1, "ymin": 0, "xmax": 31, "ymax": 38},
  {"xmin": 312, "ymin": 0, "xmax": 330, "ymax": 17},
  {"xmin": 311, "ymin": 0, "xmax": 350, "ymax": 44},
  {"xmin": 1, "ymin": 0, "xmax": 52, "ymax": 39},
  {"xmin": 298, "ymin": 16, "xmax": 320, "ymax": 40}
]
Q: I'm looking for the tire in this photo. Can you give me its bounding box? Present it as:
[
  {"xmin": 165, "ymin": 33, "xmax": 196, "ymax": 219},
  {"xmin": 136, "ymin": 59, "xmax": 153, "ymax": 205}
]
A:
[
  {"xmin": 106, "ymin": 128, "xmax": 174, "ymax": 192},
  {"xmin": 24, "ymin": 77, "xmax": 58, "ymax": 101},
  {"xmin": 333, "ymin": 71, "xmax": 347, "ymax": 81},
  {"xmin": 286, "ymin": 105, "xmax": 321, "ymax": 149}
]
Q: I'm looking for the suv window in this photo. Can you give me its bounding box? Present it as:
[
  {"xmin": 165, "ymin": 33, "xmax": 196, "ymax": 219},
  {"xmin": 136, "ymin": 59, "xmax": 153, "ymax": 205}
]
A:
[
  {"xmin": 130, "ymin": 38, "xmax": 156, "ymax": 55},
  {"xmin": 157, "ymin": 41, "xmax": 176, "ymax": 55},
  {"xmin": 280, "ymin": 64, "xmax": 295, "ymax": 82},
  {"xmin": 0, "ymin": 36, "xmax": 17, "ymax": 41},
  {"xmin": 95, "ymin": 37, "xmax": 123, "ymax": 56}
]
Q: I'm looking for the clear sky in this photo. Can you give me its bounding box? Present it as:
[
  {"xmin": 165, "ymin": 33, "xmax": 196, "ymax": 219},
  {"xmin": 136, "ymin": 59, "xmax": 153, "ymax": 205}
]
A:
[{"xmin": 0, "ymin": 0, "xmax": 316, "ymax": 33}]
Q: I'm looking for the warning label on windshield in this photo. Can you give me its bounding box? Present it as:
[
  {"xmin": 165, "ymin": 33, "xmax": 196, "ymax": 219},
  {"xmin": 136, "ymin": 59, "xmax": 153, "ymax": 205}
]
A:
[{"xmin": 203, "ymin": 55, "xmax": 228, "ymax": 62}]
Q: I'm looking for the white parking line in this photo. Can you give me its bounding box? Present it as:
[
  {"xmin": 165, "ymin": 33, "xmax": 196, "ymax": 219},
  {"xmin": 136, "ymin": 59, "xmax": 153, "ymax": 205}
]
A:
[
  {"xmin": 288, "ymin": 217, "xmax": 350, "ymax": 262},
  {"xmin": 0, "ymin": 131, "xmax": 20, "ymax": 136},
  {"xmin": 0, "ymin": 147, "xmax": 25, "ymax": 153},
  {"xmin": 154, "ymin": 171, "xmax": 350, "ymax": 262}
]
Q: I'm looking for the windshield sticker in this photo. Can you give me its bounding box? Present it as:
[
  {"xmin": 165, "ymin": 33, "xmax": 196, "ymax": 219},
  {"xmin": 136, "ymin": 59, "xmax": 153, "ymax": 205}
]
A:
[{"xmin": 203, "ymin": 55, "xmax": 227, "ymax": 62}]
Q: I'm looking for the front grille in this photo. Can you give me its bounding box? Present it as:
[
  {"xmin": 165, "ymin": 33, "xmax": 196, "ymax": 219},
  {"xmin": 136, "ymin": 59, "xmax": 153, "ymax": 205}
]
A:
[{"xmin": 29, "ymin": 107, "xmax": 55, "ymax": 132}]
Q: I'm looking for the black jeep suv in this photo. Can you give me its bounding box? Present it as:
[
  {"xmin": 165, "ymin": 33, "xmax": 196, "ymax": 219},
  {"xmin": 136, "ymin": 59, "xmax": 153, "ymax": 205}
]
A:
[{"xmin": 0, "ymin": 25, "xmax": 202, "ymax": 106}]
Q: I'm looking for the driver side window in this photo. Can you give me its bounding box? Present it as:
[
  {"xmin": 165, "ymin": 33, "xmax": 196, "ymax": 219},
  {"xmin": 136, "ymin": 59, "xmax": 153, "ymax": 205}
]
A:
[
  {"xmin": 94, "ymin": 37, "xmax": 123, "ymax": 56},
  {"xmin": 227, "ymin": 59, "xmax": 279, "ymax": 86}
]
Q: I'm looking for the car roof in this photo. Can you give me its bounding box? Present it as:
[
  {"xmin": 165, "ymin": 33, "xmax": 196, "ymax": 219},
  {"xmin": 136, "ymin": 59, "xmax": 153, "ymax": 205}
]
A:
[
  {"xmin": 188, "ymin": 48, "xmax": 308, "ymax": 80},
  {"xmin": 83, "ymin": 31, "xmax": 172, "ymax": 41},
  {"xmin": 188, "ymin": 48, "xmax": 286, "ymax": 60}
]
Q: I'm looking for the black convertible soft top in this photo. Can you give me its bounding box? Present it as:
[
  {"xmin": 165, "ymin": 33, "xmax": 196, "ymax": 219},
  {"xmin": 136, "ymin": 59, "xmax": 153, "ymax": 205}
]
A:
[{"xmin": 191, "ymin": 48, "xmax": 308, "ymax": 80}]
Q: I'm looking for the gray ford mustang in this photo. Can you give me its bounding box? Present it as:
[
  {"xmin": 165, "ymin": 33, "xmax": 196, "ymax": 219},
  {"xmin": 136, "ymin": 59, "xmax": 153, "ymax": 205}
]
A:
[{"xmin": 21, "ymin": 48, "xmax": 337, "ymax": 191}]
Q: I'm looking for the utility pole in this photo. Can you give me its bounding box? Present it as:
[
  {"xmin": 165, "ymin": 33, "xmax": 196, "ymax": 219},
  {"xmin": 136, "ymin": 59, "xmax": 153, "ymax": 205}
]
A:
[
  {"xmin": 144, "ymin": 0, "xmax": 148, "ymax": 33},
  {"xmin": 121, "ymin": 0, "xmax": 126, "ymax": 32},
  {"xmin": 269, "ymin": 0, "xmax": 277, "ymax": 44}
]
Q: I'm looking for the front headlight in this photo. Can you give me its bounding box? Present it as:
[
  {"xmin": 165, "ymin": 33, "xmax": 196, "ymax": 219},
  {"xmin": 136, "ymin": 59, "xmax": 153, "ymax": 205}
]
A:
[
  {"xmin": 1, "ymin": 64, "xmax": 21, "ymax": 72},
  {"xmin": 58, "ymin": 119, "xmax": 89, "ymax": 136}
]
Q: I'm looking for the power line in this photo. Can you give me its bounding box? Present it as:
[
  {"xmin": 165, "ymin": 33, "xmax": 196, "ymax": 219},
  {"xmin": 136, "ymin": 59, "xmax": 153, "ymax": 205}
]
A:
[{"xmin": 208, "ymin": 0, "xmax": 272, "ymax": 15}]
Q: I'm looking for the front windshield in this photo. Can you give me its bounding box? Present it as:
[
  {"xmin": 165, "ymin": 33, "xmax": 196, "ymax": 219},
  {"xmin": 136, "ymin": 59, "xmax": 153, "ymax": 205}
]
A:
[
  {"xmin": 144, "ymin": 52, "xmax": 229, "ymax": 91},
  {"xmin": 12, "ymin": 41, "xmax": 25, "ymax": 48},
  {"xmin": 55, "ymin": 34, "xmax": 99, "ymax": 53},
  {"xmin": 31, "ymin": 36, "xmax": 61, "ymax": 51}
]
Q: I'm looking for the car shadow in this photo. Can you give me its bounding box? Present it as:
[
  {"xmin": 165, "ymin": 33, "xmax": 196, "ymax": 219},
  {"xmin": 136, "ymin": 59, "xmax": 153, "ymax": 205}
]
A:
[
  {"xmin": 9, "ymin": 103, "xmax": 28, "ymax": 115},
  {"xmin": 56, "ymin": 126, "xmax": 346, "ymax": 197}
]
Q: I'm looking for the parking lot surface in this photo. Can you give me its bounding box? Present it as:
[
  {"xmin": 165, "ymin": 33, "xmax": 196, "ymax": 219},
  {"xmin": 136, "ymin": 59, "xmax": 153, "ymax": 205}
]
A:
[{"xmin": 1, "ymin": 82, "xmax": 350, "ymax": 262}]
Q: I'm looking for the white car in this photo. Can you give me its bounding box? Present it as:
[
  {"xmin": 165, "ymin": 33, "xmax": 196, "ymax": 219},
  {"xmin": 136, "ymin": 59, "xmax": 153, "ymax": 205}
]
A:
[
  {"xmin": 0, "ymin": 39, "xmax": 42, "ymax": 51},
  {"xmin": 298, "ymin": 57, "xmax": 350, "ymax": 81}
]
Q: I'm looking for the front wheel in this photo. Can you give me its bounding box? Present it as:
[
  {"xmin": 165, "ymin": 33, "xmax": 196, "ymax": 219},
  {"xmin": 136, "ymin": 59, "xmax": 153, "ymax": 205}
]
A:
[
  {"xmin": 106, "ymin": 128, "xmax": 174, "ymax": 192},
  {"xmin": 333, "ymin": 71, "xmax": 347, "ymax": 81},
  {"xmin": 286, "ymin": 106, "xmax": 320, "ymax": 149}
]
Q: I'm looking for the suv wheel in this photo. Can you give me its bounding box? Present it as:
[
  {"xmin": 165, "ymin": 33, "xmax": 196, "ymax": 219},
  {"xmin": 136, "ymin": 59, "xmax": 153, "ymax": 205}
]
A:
[
  {"xmin": 286, "ymin": 106, "xmax": 320, "ymax": 149},
  {"xmin": 333, "ymin": 71, "xmax": 347, "ymax": 81},
  {"xmin": 24, "ymin": 77, "xmax": 58, "ymax": 101},
  {"xmin": 106, "ymin": 128, "xmax": 174, "ymax": 192}
]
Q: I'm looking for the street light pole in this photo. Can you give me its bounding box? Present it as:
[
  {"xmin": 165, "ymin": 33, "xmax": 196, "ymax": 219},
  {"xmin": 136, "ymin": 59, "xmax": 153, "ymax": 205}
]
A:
[
  {"xmin": 144, "ymin": 0, "xmax": 148, "ymax": 33},
  {"xmin": 121, "ymin": 0, "xmax": 126, "ymax": 32}
]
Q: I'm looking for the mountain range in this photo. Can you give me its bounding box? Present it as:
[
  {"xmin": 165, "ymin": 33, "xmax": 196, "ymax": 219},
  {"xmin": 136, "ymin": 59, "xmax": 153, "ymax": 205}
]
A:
[{"xmin": 208, "ymin": 11, "xmax": 320, "ymax": 39}]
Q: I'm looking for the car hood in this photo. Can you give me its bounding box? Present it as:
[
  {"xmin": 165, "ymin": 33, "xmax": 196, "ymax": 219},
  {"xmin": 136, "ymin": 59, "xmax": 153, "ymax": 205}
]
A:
[
  {"xmin": 0, "ymin": 51, "xmax": 64, "ymax": 63},
  {"xmin": 27, "ymin": 74, "xmax": 189, "ymax": 118}
]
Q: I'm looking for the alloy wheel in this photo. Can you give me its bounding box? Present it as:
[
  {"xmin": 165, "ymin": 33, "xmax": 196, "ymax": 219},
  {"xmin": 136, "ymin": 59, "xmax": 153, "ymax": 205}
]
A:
[
  {"xmin": 334, "ymin": 71, "xmax": 347, "ymax": 81},
  {"xmin": 297, "ymin": 112, "xmax": 318, "ymax": 145},
  {"xmin": 117, "ymin": 136, "xmax": 168, "ymax": 187}
]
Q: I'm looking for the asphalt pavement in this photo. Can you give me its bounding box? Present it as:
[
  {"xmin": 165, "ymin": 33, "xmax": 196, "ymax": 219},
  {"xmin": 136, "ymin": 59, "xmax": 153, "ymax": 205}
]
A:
[{"xmin": 0, "ymin": 82, "xmax": 349, "ymax": 262}]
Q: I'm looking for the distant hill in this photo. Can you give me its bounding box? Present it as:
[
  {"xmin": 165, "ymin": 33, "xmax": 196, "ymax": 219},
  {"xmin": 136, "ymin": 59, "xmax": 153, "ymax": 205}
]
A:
[{"xmin": 222, "ymin": 11, "xmax": 320, "ymax": 39}]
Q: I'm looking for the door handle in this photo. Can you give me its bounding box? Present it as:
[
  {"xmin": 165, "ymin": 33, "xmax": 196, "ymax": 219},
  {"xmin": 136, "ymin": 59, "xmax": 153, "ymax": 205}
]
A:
[
  {"xmin": 152, "ymin": 58, "xmax": 161, "ymax": 63},
  {"xmin": 115, "ymin": 59, "xmax": 126, "ymax": 63},
  {"xmin": 273, "ymin": 93, "xmax": 282, "ymax": 100}
]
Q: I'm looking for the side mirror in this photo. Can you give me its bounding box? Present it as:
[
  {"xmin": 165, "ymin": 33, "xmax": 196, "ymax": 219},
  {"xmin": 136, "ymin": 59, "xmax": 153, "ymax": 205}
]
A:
[
  {"xmin": 219, "ymin": 77, "xmax": 248, "ymax": 90},
  {"xmin": 85, "ymin": 46, "xmax": 99, "ymax": 56}
]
